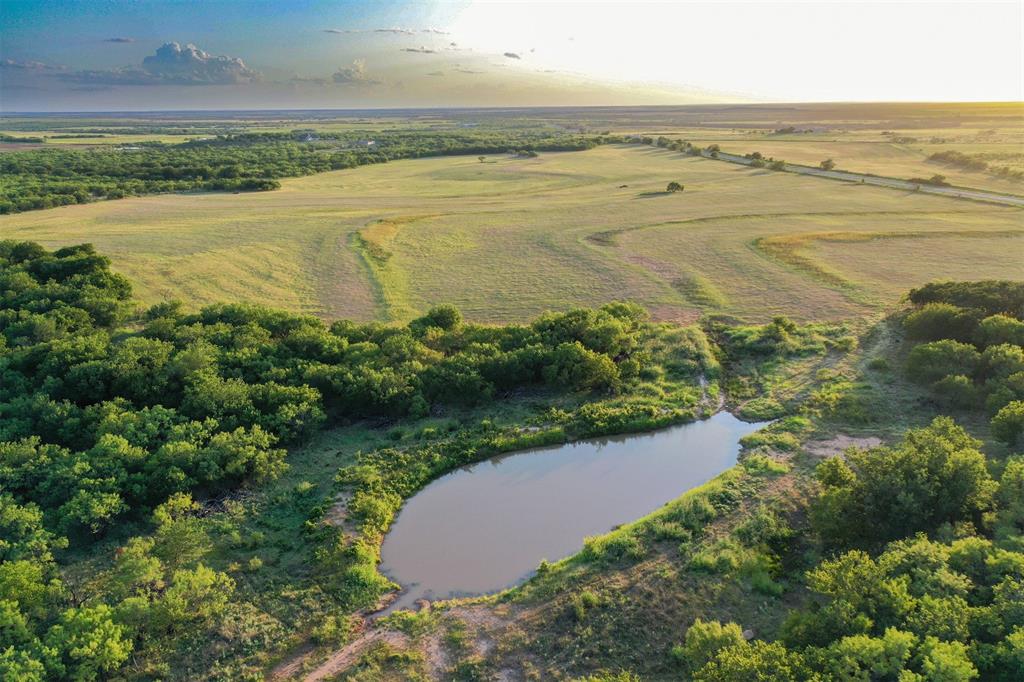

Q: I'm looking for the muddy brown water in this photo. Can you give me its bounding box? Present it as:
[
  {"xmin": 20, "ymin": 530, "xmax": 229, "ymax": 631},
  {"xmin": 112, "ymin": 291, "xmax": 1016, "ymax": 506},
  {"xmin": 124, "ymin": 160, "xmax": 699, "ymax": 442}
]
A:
[{"xmin": 379, "ymin": 412, "xmax": 768, "ymax": 611}]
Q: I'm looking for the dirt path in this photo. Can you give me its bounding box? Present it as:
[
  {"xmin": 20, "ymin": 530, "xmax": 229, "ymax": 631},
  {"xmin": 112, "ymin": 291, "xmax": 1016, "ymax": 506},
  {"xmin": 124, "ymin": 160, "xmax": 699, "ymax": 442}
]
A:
[{"xmin": 271, "ymin": 627, "xmax": 411, "ymax": 681}]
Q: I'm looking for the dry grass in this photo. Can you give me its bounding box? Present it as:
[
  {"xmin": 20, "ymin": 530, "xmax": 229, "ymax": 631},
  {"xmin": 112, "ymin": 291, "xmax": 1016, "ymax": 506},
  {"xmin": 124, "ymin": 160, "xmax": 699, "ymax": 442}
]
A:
[{"xmin": 2, "ymin": 145, "xmax": 1021, "ymax": 323}]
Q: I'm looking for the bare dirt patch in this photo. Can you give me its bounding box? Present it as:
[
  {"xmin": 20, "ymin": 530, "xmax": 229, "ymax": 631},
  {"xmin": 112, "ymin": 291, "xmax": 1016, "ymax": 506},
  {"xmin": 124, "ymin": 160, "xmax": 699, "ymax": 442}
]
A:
[{"xmin": 805, "ymin": 434, "xmax": 882, "ymax": 458}]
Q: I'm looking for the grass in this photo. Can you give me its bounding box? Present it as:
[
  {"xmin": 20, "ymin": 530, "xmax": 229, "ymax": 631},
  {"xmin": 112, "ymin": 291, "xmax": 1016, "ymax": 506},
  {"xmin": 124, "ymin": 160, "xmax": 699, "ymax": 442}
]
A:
[
  {"xmin": 693, "ymin": 137, "xmax": 1024, "ymax": 196},
  {"xmin": 1, "ymin": 144, "xmax": 1021, "ymax": 324}
]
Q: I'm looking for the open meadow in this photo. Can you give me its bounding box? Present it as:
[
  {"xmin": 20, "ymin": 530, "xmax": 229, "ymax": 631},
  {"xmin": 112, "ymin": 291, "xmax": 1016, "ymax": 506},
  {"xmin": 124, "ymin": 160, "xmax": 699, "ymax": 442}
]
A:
[{"xmin": 3, "ymin": 143, "xmax": 1021, "ymax": 324}]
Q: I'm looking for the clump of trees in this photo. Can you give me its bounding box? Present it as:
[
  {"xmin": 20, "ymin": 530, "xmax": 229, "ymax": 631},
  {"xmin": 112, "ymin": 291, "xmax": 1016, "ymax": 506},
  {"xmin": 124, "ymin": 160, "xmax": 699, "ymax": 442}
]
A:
[
  {"xmin": 666, "ymin": 181, "xmax": 684, "ymax": 192},
  {"xmin": 907, "ymin": 174, "xmax": 950, "ymax": 187},
  {"xmin": 900, "ymin": 281, "xmax": 1024, "ymax": 442},
  {"xmin": 676, "ymin": 414, "xmax": 1024, "ymax": 680},
  {"xmin": 0, "ymin": 240, "xmax": 697, "ymax": 678},
  {"xmin": 928, "ymin": 150, "xmax": 988, "ymax": 172},
  {"xmin": 819, "ymin": 158, "xmax": 835, "ymax": 171},
  {"xmin": 0, "ymin": 241, "xmax": 658, "ymax": 535},
  {"xmin": 811, "ymin": 417, "xmax": 996, "ymax": 547},
  {"xmin": 0, "ymin": 129, "xmax": 602, "ymax": 213}
]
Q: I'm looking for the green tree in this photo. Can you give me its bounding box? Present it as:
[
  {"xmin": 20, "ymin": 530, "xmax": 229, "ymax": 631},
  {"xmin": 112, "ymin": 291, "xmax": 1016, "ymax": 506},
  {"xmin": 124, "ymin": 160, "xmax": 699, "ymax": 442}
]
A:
[
  {"xmin": 904, "ymin": 303, "xmax": 980, "ymax": 342},
  {"xmin": 811, "ymin": 417, "xmax": 996, "ymax": 547},
  {"xmin": 677, "ymin": 619, "xmax": 746, "ymax": 672},
  {"xmin": 693, "ymin": 641, "xmax": 809, "ymax": 681},
  {"xmin": 992, "ymin": 401, "xmax": 1024, "ymax": 445},
  {"xmin": 906, "ymin": 340, "xmax": 981, "ymax": 384},
  {"xmin": 155, "ymin": 564, "xmax": 235, "ymax": 630},
  {"xmin": 43, "ymin": 605, "xmax": 132, "ymax": 682}
]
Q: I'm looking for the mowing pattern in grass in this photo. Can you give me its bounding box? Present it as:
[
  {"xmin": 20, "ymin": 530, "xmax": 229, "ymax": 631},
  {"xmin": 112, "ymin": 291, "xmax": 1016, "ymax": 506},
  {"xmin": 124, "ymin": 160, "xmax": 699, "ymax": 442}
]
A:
[{"xmin": 1, "ymin": 146, "xmax": 1021, "ymax": 323}]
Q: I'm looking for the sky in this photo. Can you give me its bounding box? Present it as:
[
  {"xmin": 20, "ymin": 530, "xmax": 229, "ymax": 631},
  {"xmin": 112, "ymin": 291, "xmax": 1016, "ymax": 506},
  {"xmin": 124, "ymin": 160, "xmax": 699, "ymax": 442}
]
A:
[{"xmin": 1, "ymin": 0, "xmax": 1021, "ymax": 111}]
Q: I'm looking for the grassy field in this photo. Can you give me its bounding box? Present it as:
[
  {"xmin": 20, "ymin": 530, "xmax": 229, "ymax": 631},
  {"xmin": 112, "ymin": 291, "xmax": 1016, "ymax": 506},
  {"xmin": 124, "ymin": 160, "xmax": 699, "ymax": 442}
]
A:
[
  {"xmin": 2, "ymin": 144, "xmax": 1021, "ymax": 323},
  {"xmin": 671, "ymin": 135, "xmax": 1024, "ymax": 196}
]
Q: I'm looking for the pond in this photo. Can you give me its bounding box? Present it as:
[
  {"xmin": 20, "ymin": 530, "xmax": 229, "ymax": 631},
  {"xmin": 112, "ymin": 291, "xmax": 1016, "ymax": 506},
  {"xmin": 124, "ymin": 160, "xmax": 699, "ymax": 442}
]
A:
[{"xmin": 379, "ymin": 412, "xmax": 768, "ymax": 611}]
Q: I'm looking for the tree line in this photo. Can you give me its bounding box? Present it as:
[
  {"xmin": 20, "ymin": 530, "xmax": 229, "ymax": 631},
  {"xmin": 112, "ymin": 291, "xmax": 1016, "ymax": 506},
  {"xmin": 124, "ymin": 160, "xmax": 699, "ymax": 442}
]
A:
[{"xmin": 0, "ymin": 129, "xmax": 604, "ymax": 214}]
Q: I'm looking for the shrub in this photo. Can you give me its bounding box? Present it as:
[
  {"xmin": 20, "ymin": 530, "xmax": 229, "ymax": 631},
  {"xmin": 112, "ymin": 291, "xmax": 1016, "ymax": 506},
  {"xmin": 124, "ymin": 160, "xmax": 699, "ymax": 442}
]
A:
[
  {"xmin": 812, "ymin": 417, "xmax": 996, "ymax": 547},
  {"xmin": 978, "ymin": 314, "xmax": 1024, "ymax": 347},
  {"xmin": 904, "ymin": 303, "xmax": 980, "ymax": 342},
  {"xmin": 736, "ymin": 397, "xmax": 785, "ymax": 421},
  {"xmin": 906, "ymin": 340, "xmax": 981, "ymax": 384},
  {"xmin": 992, "ymin": 401, "xmax": 1024, "ymax": 445},
  {"xmin": 931, "ymin": 374, "xmax": 978, "ymax": 409},
  {"xmin": 679, "ymin": 619, "xmax": 745, "ymax": 672}
]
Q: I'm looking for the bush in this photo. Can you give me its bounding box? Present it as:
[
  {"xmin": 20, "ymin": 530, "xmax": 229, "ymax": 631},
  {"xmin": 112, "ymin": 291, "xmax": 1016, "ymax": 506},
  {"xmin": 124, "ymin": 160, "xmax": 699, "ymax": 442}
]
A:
[
  {"xmin": 906, "ymin": 340, "xmax": 981, "ymax": 384},
  {"xmin": 812, "ymin": 417, "xmax": 996, "ymax": 547},
  {"xmin": 992, "ymin": 401, "xmax": 1024, "ymax": 445},
  {"xmin": 904, "ymin": 303, "xmax": 980, "ymax": 342},
  {"xmin": 736, "ymin": 397, "xmax": 785, "ymax": 421},
  {"xmin": 931, "ymin": 374, "xmax": 978, "ymax": 409},
  {"xmin": 679, "ymin": 619, "xmax": 745, "ymax": 672}
]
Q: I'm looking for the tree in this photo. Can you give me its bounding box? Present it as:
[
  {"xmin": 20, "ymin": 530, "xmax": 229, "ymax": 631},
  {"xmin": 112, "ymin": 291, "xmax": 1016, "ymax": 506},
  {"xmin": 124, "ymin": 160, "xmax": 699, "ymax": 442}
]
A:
[
  {"xmin": 992, "ymin": 401, "xmax": 1024, "ymax": 445},
  {"xmin": 43, "ymin": 605, "xmax": 133, "ymax": 682},
  {"xmin": 811, "ymin": 417, "xmax": 996, "ymax": 547},
  {"xmin": 905, "ymin": 340, "xmax": 981, "ymax": 384},
  {"xmin": 978, "ymin": 314, "xmax": 1024, "ymax": 347},
  {"xmin": 155, "ymin": 564, "xmax": 234, "ymax": 630},
  {"xmin": 693, "ymin": 641, "xmax": 809, "ymax": 681},
  {"xmin": 820, "ymin": 158, "xmax": 836, "ymax": 171},
  {"xmin": 903, "ymin": 302, "xmax": 980, "ymax": 342},
  {"xmin": 478, "ymin": 156, "xmax": 486, "ymax": 163},
  {"xmin": 151, "ymin": 493, "xmax": 208, "ymax": 570},
  {"xmin": 666, "ymin": 181, "xmax": 684, "ymax": 192},
  {"xmin": 0, "ymin": 495, "xmax": 66, "ymax": 564}
]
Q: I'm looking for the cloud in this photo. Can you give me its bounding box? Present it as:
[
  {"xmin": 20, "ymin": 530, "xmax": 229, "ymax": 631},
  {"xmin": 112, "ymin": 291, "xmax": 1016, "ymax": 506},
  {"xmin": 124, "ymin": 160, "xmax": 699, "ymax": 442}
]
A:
[
  {"xmin": 104, "ymin": 37, "xmax": 136, "ymax": 43},
  {"xmin": 326, "ymin": 27, "xmax": 446, "ymax": 35},
  {"xmin": 504, "ymin": 52, "xmax": 521, "ymax": 59},
  {"xmin": 289, "ymin": 75, "xmax": 329, "ymax": 86},
  {"xmin": 1, "ymin": 58, "xmax": 66, "ymax": 71},
  {"xmin": 59, "ymin": 42, "xmax": 259, "ymax": 86},
  {"xmin": 401, "ymin": 47, "xmax": 436, "ymax": 54},
  {"xmin": 427, "ymin": 71, "xmax": 445, "ymax": 77},
  {"xmin": 332, "ymin": 59, "xmax": 379, "ymax": 85},
  {"xmin": 455, "ymin": 68, "xmax": 484, "ymax": 74}
]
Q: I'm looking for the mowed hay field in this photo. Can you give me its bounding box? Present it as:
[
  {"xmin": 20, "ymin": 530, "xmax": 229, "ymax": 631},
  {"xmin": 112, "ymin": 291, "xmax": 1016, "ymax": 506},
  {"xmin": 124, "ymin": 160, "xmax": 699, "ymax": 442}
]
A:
[{"xmin": 2, "ymin": 145, "xmax": 1022, "ymax": 323}]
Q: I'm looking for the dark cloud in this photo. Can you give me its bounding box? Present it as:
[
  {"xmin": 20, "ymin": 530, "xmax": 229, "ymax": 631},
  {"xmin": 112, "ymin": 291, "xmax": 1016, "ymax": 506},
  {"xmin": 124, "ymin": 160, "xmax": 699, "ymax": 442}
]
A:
[
  {"xmin": 504, "ymin": 52, "xmax": 521, "ymax": 59},
  {"xmin": 323, "ymin": 28, "xmax": 346, "ymax": 34},
  {"xmin": 58, "ymin": 42, "xmax": 259, "ymax": 86},
  {"xmin": 331, "ymin": 59, "xmax": 379, "ymax": 85},
  {"xmin": 401, "ymin": 47, "xmax": 436, "ymax": 54},
  {"xmin": 104, "ymin": 37, "xmax": 136, "ymax": 43}
]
